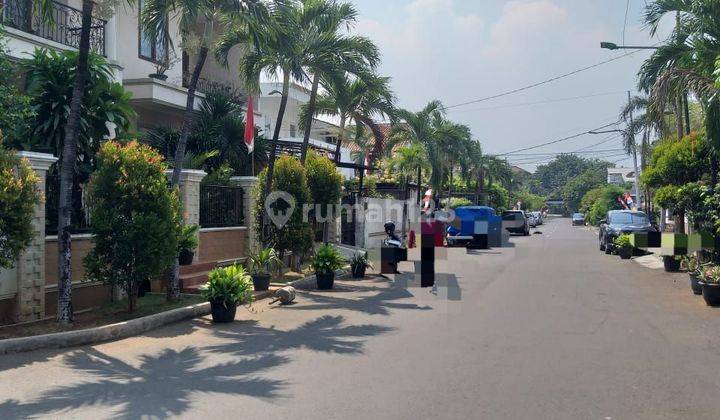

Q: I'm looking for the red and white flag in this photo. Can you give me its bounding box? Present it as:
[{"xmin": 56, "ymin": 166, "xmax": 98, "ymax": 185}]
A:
[{"xmin": 244, "ymin": 95, "xmax": 255, "ymax": 154}]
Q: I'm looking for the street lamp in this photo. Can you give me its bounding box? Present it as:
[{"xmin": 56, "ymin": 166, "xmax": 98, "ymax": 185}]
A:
[{"xmin": 600, "ymin": 42, "xmax": 659, "ymax": 50}]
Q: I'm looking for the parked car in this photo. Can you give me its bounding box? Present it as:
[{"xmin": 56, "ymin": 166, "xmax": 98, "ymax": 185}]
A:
[
  {"xmin": 527, "ymin": 213, "xmax": 538, "ymax": 228},
  {"xmin": 571, "ymin": 213, "xmax": 585, "ymax": 226},
  {"xmin": 530, "ymin": 211, "xmax": 544, "ymax": 225},
  {"xmin": 446, "ymin": 206, "xmax": 498, "ymax": 246},
  {"xmin": 502, "ymin": 210, "xmax": 530, "ymax": 236},
  {"xmin": 599, "ymin": 210, "xmax": 654, "ymax": 254}
]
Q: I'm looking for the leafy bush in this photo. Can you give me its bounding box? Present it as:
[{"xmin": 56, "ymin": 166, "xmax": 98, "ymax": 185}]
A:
[
  {"xmin": 0, "ymin": 139, "xmax": 41, "ymax": 268},
  {"xmin": 200, "ymin": 265, "xmax": 254, "ymax": 306},
  {"xmin": 84, "ymin": 141, "xmax": 181, "ymax": 312},
  {"xmin": 512, "ymin": 188, "xmax": 545, "ymax": 211},
  {"xmin": 448, "ymin": 197, "xmax": 472, "ymax": 209},
  {"xmin": 654, "ymin": 185, "xmax": 681, "ymax": 212},
  {"xmin": 486, "ymin": 183, "xmax": 509, "ymax": 211},
  {"xmin": 312, "ymin": 244, "xmax": 346, "ymax": 275},
  {"xmin": 178, "ymin": 224, "xmax": 199, "ymax": 252},
  {"xmin": 254, "ymin": 156, "xmax": 314, "ymax": 265},
  {"xmin": 700, "ymin": 265, "xmax": 720, "ymax": 285},
  {"xmin": 306, "ymin": 151, "xmax": 342, "ymax": 241},
  {"xmin": 641, "ymin": 133, "xmax": 709, "ymax": 188},
  {"xmin": 583, "ymin": 184, "xmax": 625, "ymax": 225},
  {"xmin": 349, "ymin": 252, "xmax": 372, "ymax": 270},
  {"xmin": 247, "ymin": 247, "xmax": 283, "ymax": 276},
  {"xmin": 614, "ymin": 234, "xmax": 633, "ymax": 250},
  {"xmin": 0, "ymin": 33, "xmax": 33, "ymax": 142}
]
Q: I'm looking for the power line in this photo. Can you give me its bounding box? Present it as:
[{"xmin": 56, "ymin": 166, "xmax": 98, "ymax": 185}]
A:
[
  {"xmin": 572, "ymin": 133, "xmax": 623, "ymax": 152},
  {"xmin": 622, "ymin": 0, "xmax": 631, "ymax": 45},
  {"xmin": 505, "ymin": 148, "xmax": 626, "ymax": 157},
  {"xmin": 449, "ymin": 91, "xmax": 627, "ymax": 114},
  {"xmin": 443, "ymin": 49, "xmax": 648, "ymax": 111},
  {"xmin": 494, "ymin": 120, "xmax": 621, "ymax": 156}
]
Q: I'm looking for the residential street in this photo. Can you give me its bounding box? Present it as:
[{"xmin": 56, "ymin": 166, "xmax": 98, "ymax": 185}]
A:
[{"xmin": 2, "ymin": 217, "xmax": 720, "ymax": 419}]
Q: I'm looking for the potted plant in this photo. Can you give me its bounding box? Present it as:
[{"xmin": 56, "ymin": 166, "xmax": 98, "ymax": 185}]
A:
[
  {"xmin": 178, "ymin": 224, "xmax": 199, "ymax": 266},
  {"xmin": 682, "ymin": 255, "xmax": 703, "ymax": 295},
  {"xmin": 247, "ymin": 247, "xmax": 282, "ymax": 291},
  {"xmin": 200, "ymin": 265, "xmax": 254, "ymax": 323},
  {"xmin": 614, "ymin": 234, "xmax": 633, "ymax": 259},
  {"xmin": 311, "ymin": 244, "xmax": 346, "ymax": 290},
  {"xmin": 149, "ymin": 60, "xmax": 170, "ymax": 81},
  {"xmin": 349, "ymin": 252, "xmax": 372, "ymax": 279},
  {"xmin": 663, "ymin": 255, "xmax": 682, "ymax": 272},
  {"xmin": 700, "ymin": 265, "xmax": 720, "ymax": 307}
]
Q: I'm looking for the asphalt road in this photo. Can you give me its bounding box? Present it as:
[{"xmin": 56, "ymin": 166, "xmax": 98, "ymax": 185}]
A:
[{"xmin": 1, "ymin": 217, "xmax": 720, "ymax": 419}]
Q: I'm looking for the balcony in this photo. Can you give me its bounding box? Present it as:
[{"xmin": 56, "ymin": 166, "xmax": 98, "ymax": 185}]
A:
[{"xmin": 0, "ymin": 0, "xmax": 106, "ymax": 55}]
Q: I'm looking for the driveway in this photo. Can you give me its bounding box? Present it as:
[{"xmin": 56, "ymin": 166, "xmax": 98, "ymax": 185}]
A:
[{"xmin": 1, "ymin": 217, "xmax": 719, "ymax": 419}]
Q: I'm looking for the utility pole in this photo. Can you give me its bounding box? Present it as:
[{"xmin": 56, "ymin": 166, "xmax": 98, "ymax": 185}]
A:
[{"xmin": 627, "ymin": 90, "xmax": 641, "ymax": 209}]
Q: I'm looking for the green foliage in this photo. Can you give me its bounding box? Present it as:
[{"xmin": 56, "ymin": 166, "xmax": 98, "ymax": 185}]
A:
[
  {"xmin": 561, "ymin": 167, "xmax": 607, "ymax": 213},
  {"xmin": 0, "ymin": 34, "xmax": 33, "ymax": 142},
  {"xmin": 254, "ymin": 156, "xmax": 314, "ymax": 257},
  {"xmin": 18, "ymin": 49, "xmax": 135, "ymax": 181},
  {"xmin": 614, "ymin": 234, "xmax": 633, "ymax": 250},
  {"xmin": 311, "ymin": 244, "xmax": 346, "ymax": 275},
  {"xmin": 305, "ymin": 151, "xmax": 342, "ymax": 217},
  {"xmin": 641, "ymin": 133, "xmax": 709, "ymax": 188},
  {"xmin": 178, "ymin": 224, "xmax": 199, "ymax": 252},
  {"xmin": 0, "ymin": 139, "xmax": 41, "ymax": 268},
  {"xmin": 654, "ymin": 185, "xmax": 681, "ymax": 211},
  {"xmin": 84, "ymin": 141, "xmax": 181, "ymax": 312},
  {"xmin": 486, "ymin": 183, "xmax": 510, "ymax": 211},
  {"xmin": 533, "ymin": 155, "xmax": 612, "ymax": 197},
  {"xmin": 247, "ymin": 247, "xmax": 283, "ymax": 276},
  {"xmin": 700, "ymin": 265, "xmax": 720, "ymax": 285},
  {"xmin": 512, "ymin": 189, "xmax": 545, "ymax": 211},
  {"xmin": 349, "ymin": 252, "xmax": 372, "ymax": 270},
  {"xmin": 201, "ymin": 163, "xmax": 235, "ymax": 186},
  {"xmin": 448, "ymin": 197, "xmax": 472, "ymax": 209},
  {"xmin": 200, "ymin": 265, "xmax": 254, "ymax": 306},
  {"xmin": 582, "ymin": 184, "xmax": 626, "ymax": 225}
]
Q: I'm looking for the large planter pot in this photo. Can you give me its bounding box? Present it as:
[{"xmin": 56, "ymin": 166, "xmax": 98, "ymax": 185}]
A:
[
  {"xmin": 149, "ymin": 73, "xmax": 168, "ymax": 81},
  {"xmin": 663, "ymin": 256, "xmax": 681, "ymax": 272},
  {"xmin": 351, "ymin": 265, "xmax": 366, "ymax": 279},
  {"xmin": 179, "ymin": 249, "xmax": 194, "ymax": 266},
  {"xmin": 252, "ymin": 274, "xmax": 271, "ymax": 291},
  {"xmin": 618, "ymin": 247, "xmax": 633, "ymax": 260},
  {"xmin": 690, "ymin": 274, "xmax": 703, "ymax": 295},
  {"xmin": 701, "ymin": 282, "xmax": 720, "ymax": 307},
  {"xmin": 316, "ymin": 272, "xmax": 335, "ymax": 290},
  {"xmin": 210, "ymin": 299, "xmax": 238, "ymax": 323}
]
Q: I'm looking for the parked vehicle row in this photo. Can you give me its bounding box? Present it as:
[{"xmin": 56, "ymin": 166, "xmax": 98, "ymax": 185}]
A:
[{"xmin": 598, "ymin": 210, "xmax": 655, "ymax": 254}]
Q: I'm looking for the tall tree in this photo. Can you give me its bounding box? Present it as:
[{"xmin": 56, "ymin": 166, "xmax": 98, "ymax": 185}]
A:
[
  {"xmin": 143, "ymin": 0, "xmax": 268, "ymax": 299},
  {"xmin": 296, "ymin": 0, "xmax": 380, "ymax": 164}
]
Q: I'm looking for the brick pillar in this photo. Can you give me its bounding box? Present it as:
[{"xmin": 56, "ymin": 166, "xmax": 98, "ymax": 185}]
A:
[
  {"xmin": 231, "ymin": 176, "xmax": 259, "ymax": 253},
  {"xmin": 168, "ymin": 169, "xmax": 206, "ymax": 262},
  {"xmin": 14, "ymin": 151, "xmax": 57, "ymax": 322}
]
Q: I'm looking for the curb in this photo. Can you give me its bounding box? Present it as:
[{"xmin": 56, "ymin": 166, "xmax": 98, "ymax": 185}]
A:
[{"xmin": 0, "ymin": 289, "xmax": 276, "ymax": 355}]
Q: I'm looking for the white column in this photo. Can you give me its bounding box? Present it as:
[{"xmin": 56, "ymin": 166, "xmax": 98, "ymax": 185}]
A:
[
  {"xmin": 231, "ymin": 176, "xmax": 259, "ymax": 253},
  {"xmin": 14, "ymin": 152, "xmax": 57, "ymax": 322},
  {"xmin": 168, "ymin": 170, "xmax": 207, "ymax": 262}
]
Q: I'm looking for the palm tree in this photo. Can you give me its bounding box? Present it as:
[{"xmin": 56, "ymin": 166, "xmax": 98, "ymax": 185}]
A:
[
  {"xmin": 299, "ymin": 72, "xmax": 395, "ymax": 163},
  {"xmin": 390, "ymin": 100, "xmax": 472, "ymax": 200},
  {"xmin": 296, "ymin": 0, "xmax": 380, "ymax": 164},
  {"xmin": 390, "ymin": 143, "xmax": 430, "ymax": 204},
  {"xmin": 143, "ymin": 0, "xmax": 268, "ymax": 298}
]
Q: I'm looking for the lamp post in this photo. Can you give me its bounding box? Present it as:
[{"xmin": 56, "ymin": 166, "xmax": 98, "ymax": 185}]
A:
[{"xmin": 600, "ymin": 42, "xmax": 659, "ymax": 51}]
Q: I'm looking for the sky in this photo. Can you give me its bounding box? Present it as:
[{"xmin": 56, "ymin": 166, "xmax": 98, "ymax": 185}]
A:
[{"xmin": 348, "ymin": 0, "xmax": 675, "ymax": 171}]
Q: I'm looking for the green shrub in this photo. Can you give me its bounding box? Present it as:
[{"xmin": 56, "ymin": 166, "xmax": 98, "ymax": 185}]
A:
[
  {"xmin": 349, "ymin": 252, "xmax": 372, "ymax": 270},
  {"xmin": 0, "ymin": 33, "xmax": 33, "ymax": 142},
  {"xmin": 84, "ymin": 141, "xmax": 181, "ymax": 312},
  {"xmin": 253, "ymin": 156, "xmax": 314, "ymax": 265},
  {"xmin": 247, "ymin": 247, "xmax": 283, "ymax": 276},
  {"xmin": 448, "ymin": 197, "xmax": 473, "ymax": 209},
  {"xmin": 200, "ymin": 265, "xmax": 254, "ymax": 306},
  {"xmin": 583, "ymin": 184, "xmax": 625, "ymax": 225},
  {"xmin": 311, "ymin": 244, "xmax": 346, "ymax": 275},
  {"xmin": 178, "ymin": 224, "xmax": 199, "ymax": 252},
  {"xmin": 0, "ymin": 139, "xmax": 41, "ymax": 268},
  {"xmin": 614, "ymin": 234, "xmax": 632, "ymax": 250}
]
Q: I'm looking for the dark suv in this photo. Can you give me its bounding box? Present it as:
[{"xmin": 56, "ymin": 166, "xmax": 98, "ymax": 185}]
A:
[{"xmin": 599, "ymin": 210, "xmax": 654, "ymax": 254}]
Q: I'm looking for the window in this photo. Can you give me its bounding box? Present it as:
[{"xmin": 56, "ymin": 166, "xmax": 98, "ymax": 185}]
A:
[
  {"xmin": 139, "ymin": 0, "xmax": 167, "ymax": 63},
  {"xmin": 289, "ymin": 124, "xmax": 297, "ymax": 137}
]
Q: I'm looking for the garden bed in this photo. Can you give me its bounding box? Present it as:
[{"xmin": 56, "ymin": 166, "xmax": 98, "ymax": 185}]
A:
[{"xmin": 0, "ymin": 294, "xmax": 204, "ymax": 340}]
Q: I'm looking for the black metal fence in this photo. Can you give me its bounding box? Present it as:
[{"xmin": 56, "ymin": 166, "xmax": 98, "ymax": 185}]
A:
[
  {"xmin": 199, "ymin": 185, "xmax": 245, "ymax": 228},
  {"xmin": 45, "ymin": 174, "xmax": 92, "ymax": 236},
  {"xmin": 1, "ymin": 0, "xmax": 106, "ymax": 55}
]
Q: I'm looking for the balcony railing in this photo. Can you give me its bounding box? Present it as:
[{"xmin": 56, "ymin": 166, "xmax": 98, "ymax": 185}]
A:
[{"xmin": 0, "ymin": 0, "xmax": 106, "ymax": 56}]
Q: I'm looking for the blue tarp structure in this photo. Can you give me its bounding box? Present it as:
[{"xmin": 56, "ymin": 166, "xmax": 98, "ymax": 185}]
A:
[{"xmin": 447, "ymin": 206, "xmax": 503, "ymax": 247}]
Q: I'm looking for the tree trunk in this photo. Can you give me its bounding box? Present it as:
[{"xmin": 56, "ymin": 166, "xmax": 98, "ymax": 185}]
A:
[
  {"xmin": 676, "ymin": 94, "xmax": 685, "ymax": 140},
  {"xmin": 166, "ymin": 45, "xmax": 208, "ymax": 301},
  {"xmin": 416, "ymin": 166, "xmax": 422, "ymax": 205},
  {"xmin": 128, "ymin": 282, "xmax": 138, "ymax": 313},
  {"xmin": 300, "ymin": 73, "xmax": 320, "ymax": 164},
  {"xmin": 684, "ymin": 91, "xmax": 691, "ymax": 135},
  {"xmin": 333, "ymin": 114, "xmax": 346, "ymax": 164},
  {"xmin": 56, "ymin": 0, "xmax": 94, "ymax": 325},
  {"xmin": 261, "ymin": 71, "xmax": 291, "ymax": 245}
]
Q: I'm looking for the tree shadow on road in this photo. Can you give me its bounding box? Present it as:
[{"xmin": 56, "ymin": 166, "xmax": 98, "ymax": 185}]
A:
[{"xmin": 284, "ymin": 284, "xmax": 433, "ymax": 316}]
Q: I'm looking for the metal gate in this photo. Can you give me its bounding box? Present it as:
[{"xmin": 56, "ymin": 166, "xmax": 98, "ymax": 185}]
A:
[{"xmin": 341, "ymin": 194, "xmax": 356, "ymax": 246}]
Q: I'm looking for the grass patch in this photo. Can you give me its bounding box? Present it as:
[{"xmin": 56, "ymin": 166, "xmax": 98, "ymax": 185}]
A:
[{"xmin": 0, "ymin": 294, "xmax": 204, "ymax": 340}]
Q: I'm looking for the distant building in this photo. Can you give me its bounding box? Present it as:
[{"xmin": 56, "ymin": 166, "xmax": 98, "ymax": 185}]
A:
[{"xmin": 607, "ymin": 167, "xmax": 637, "ymax": 185}]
